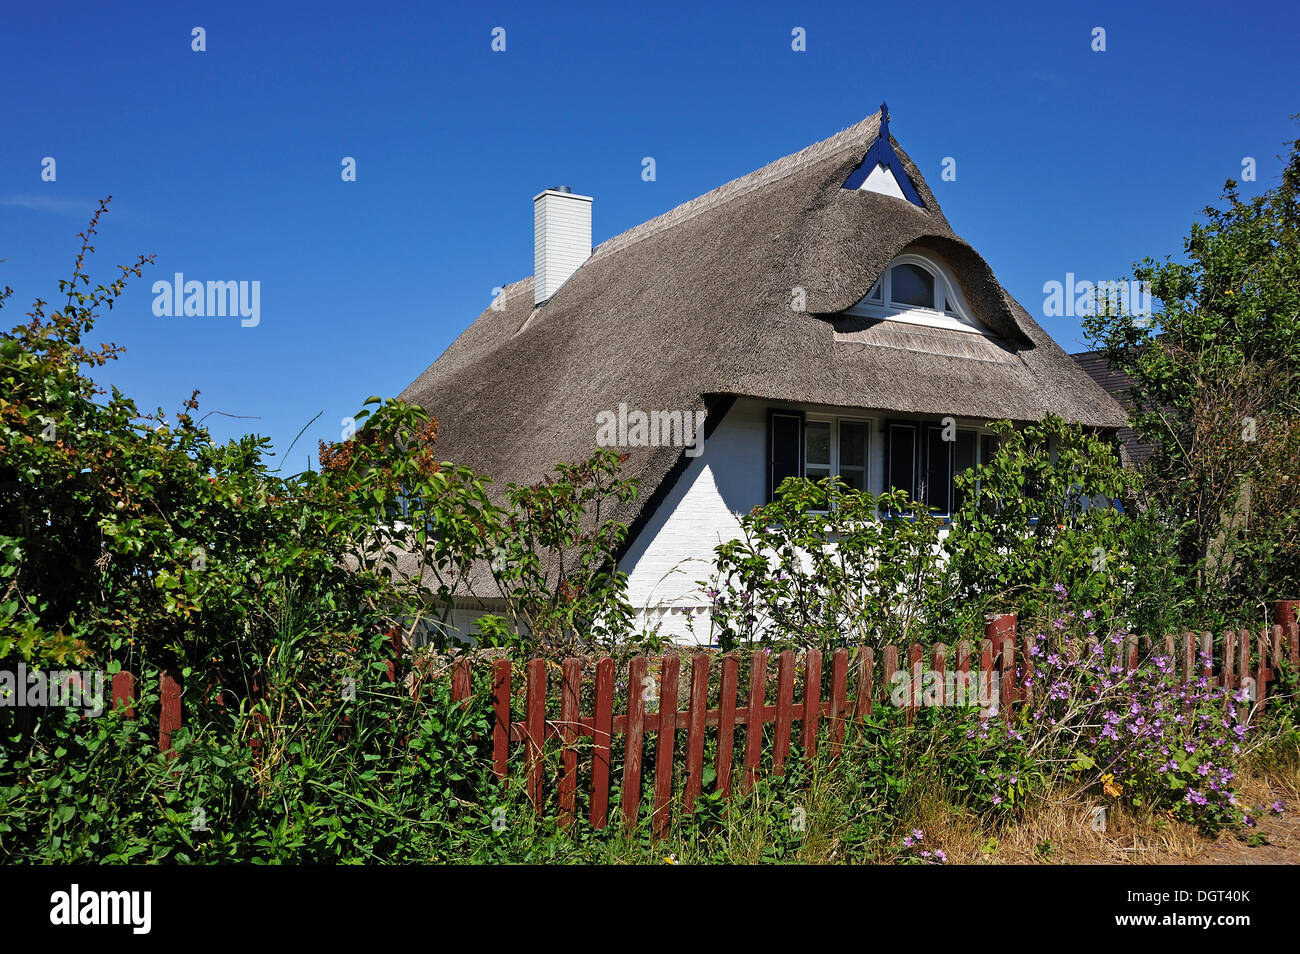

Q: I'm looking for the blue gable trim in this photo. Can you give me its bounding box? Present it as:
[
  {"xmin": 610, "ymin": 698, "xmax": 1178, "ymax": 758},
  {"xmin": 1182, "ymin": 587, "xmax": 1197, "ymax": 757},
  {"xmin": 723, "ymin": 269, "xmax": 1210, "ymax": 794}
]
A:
[{"xmin": 842, "ymin": 101, "xmax": 925, "ymax": 207}]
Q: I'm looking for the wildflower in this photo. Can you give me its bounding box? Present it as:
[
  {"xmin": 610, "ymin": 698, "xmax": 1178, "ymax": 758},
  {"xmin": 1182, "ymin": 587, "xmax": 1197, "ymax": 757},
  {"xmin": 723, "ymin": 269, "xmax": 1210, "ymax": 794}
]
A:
[{"xmin": 1271, "ymin": 801, "xmax": 1286, "ymax": 816}]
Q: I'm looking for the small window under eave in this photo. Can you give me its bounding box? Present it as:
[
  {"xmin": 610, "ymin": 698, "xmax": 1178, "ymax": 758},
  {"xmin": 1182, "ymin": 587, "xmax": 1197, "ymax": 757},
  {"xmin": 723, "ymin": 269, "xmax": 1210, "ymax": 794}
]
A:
[{"xmin": 845, "ymin": 252, "xmax": 991, "ymax": 336}]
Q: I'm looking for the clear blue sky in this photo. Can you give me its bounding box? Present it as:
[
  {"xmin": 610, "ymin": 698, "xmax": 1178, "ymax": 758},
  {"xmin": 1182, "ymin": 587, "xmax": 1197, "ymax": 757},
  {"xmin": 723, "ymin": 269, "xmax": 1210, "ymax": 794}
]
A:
[{"xmin": 3, "ymin": 0, "xmax": 1297, "ymax": 471}]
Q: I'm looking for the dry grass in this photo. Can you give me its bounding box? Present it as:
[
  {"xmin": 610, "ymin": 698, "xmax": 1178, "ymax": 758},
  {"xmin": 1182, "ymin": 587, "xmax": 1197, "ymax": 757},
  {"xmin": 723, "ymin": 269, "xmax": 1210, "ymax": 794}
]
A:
[{"xmin": 902, "ymin": 758, "xmax": 1300, "ymax": 866}]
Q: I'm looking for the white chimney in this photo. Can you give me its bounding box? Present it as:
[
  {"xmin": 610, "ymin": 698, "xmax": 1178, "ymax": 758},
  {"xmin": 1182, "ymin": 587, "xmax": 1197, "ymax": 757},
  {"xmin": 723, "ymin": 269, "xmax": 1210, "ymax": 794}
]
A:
[{"xmin": 533, "ymin": 186, "xmax": 592, "ymax": 306}]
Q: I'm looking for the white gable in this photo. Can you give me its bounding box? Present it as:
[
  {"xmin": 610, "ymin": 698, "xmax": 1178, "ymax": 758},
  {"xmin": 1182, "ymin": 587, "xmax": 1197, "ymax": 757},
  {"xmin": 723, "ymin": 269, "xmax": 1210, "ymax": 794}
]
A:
[{"xmin": 857, "ymin": 162, "xmax": 908, "ymax": 200}]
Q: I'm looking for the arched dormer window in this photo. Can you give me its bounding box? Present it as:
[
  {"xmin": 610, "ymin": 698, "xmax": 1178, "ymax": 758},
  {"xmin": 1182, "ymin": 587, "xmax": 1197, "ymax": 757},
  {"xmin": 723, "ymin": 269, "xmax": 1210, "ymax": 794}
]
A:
[{"xmin": 846, "ymin": 252, "xmax": 988, "ymax": 335}]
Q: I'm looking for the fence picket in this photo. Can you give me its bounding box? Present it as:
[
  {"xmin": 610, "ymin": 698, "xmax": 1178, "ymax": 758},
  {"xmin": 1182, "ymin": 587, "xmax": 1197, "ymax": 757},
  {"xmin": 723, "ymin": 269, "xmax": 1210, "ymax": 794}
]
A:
[
  {"xmin": 932, "ymin": 643, "xmax": 947, "ymax": 706},
  {"xmin": 590, "ymin": 657, "xmax": 615, "ymax": 829},
  {"xmin": 684, "ymin": 655, "xmax": 709, "ymax": 813},
  {"xmin": 652, "ymin": 656, "xmax": 680, "ymax": 838},
  {"xmin": 773, "ymin": 651, "xmax": 795, "ymax": 776},
  {"xmin": 1238, "ymin": 629, "xmax": 1251, "ymax": 701},
  {"xmin": 492, "ymin": 659, "xmax": 511, "ymax": 781},
  {"xmin": 883, "ymin": 645, "xmax": 898, "ymax": 708},
  {"xmin": 907, "ymin": 643, "xmax": 923, "ymax": 723},
  {"xmin": 828, "ymin": 648, "xmax": 849, "ymax": 758},
  {"xmin": 525, "ymin": 658, "xmax": 546, "ymax": 809},
  {"xmin": 452, "ymin": 658, "xmax": 472, "ymax": 704},
  {"xmin": 717, "ymin": 656, "xmax": 739, "ymax": 798},
  {"xmin": 159, "ymin": 668, "xmax": 182, "ymax": 755},
  {"xmin": 742, "ymin": 652, "xmax": 767, "ymax": 794},
  {"xmin": 624, "ymin": 656, "xmax": 648, "ymax": 832},
  {"xmin": 957, "ymin": 641, "xmax": 970, "ymax": 706},
  {"xmin": 803, "ymin": 649, "xmax": 822, "ymax": 761},
  {"xmin": 1222, "ymin": 630, "xmax": 1236, "ymax": 696},
  {"xmin": 111, "ymin": 671, "xmax": 135, "ymax": 718},
  {"xmin": 559, "ymin": 659, "xmax": 581, "ymax": 827},
  {"xmin": 854, "ymin": 646, "xmax": 874, "ymax": 719}
]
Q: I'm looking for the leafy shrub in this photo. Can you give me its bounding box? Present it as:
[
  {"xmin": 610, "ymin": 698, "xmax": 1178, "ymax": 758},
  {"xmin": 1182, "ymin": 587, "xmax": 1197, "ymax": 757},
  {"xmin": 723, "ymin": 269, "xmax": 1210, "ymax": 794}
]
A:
[
  {"xmin": 945, "ymin": 415, "xmax": 1138, "ymax": 626},
  {"xmin": 698, "ymin": 481, "xmax": 954, "ymax": 651},
  {"xmin": 1022, "ymin": 589, "xmax": 1253, "ymax": 833}
]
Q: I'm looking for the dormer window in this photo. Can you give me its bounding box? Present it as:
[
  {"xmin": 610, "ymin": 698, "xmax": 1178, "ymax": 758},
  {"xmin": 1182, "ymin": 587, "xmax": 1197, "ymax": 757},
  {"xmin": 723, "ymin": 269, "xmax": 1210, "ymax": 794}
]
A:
[{"xmin": 845, "ymin": 252, "xmax": 988, "ymax": 335}]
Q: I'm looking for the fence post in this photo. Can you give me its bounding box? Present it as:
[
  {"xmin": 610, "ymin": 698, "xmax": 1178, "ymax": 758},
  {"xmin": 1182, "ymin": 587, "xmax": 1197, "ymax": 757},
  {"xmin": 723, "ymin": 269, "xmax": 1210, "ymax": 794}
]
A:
[
  {"xmin": 985, "ymin": 614, "xmax": 1017, "ymax": 722},
  {"xmin": 491, "ymin": 659, "xmax": 511, "ymax": 783},
  {"xmin": 159, "ymin": 668, "xmax": 182, "ymax": 755},
  {"xmin": 111, "ymin": 671, "xmax": 136, "ymax": 718}
]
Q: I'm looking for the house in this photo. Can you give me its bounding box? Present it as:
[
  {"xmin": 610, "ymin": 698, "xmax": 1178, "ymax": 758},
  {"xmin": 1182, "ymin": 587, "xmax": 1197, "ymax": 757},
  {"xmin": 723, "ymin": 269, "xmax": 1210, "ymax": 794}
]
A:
[{"xmin": 399, "ymin": 105, "xmax": 1128, "ymax": 642}]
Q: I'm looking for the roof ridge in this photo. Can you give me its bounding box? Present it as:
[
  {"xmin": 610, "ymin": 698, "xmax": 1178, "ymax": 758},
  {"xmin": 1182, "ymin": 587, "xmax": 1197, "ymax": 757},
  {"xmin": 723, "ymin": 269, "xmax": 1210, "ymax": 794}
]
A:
[{"xmin": 589, "ymin": 111, "xmax": 881, "ymax": 262}]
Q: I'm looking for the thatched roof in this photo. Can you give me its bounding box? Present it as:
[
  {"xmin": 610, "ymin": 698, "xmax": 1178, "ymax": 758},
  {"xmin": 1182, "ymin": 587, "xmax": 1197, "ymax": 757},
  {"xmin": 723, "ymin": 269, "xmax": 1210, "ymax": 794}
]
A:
[{"xmin": 400, "ymin": 108, "xmax": 1128, "ymax": 544}]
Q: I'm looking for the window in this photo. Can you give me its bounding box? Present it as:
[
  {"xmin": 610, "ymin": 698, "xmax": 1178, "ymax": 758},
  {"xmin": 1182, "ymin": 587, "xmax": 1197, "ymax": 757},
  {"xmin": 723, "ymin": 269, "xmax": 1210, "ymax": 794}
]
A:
[
  {"xmin": 838, "ymin": 421, "xmax": 868, "ymax": 491},
  {"xmin": 845, "ymin": 252, "xmax": 987, "ymax": 335},
  {"xmin": 804, "ymin": 420, "xmax": 831, "ymax": 481},
  {"xmin": 767, "ymin": 410, "xmax": 804, "ymax": 500},
  {"xmin": 891, "ymin": 264, "xmax": 935, "ymax": 309},
  {"xmin": 885, "ymin": 421, "xmax": 990, "ymax": 517},
  {"xmin": 767, "ymin": 411, "xmax": 870, "ymax": 501}
]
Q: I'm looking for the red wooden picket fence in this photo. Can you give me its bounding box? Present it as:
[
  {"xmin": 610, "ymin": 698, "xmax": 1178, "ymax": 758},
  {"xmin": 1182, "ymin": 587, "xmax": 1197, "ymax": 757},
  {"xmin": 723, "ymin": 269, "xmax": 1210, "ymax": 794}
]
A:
[
  {"xmin": 104, "ymin": 601, "xmax": 1300, "ymax": 835},
  {"xmin": 444, "ymin": 613, "xmax": 1300, "ymax": 837}
]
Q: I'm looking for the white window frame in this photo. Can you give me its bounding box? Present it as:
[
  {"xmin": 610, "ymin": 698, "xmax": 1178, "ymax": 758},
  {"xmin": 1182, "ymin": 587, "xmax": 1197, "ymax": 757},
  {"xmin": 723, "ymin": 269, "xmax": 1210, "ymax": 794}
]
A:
[
  {"xmin": 846, "ymin": 252, "xmax": 989, "ymax": 335},
  {"xmin": 803, "ymin": 415, "xmax": 871, "ymax": 493}
]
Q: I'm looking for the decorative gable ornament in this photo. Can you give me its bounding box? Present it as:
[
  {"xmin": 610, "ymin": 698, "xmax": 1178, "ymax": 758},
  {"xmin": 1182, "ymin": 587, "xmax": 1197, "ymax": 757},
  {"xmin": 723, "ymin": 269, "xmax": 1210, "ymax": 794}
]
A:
[{"xmin": 842, "ymin": 102, "xmax": 925, "ymax": 207}]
